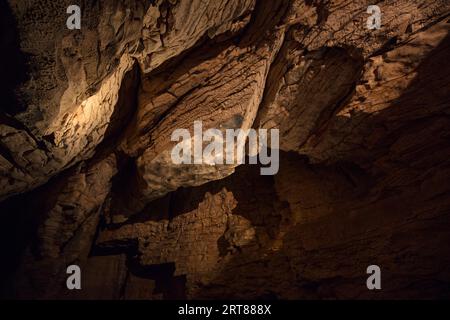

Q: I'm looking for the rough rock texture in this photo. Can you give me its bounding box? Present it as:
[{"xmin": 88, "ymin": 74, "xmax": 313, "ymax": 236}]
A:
[
  {"xmin": 0, "ymin": 0, "xmax": 450, "ymax": 299},
  {"xmin": 0, "ymin": 0, "xmax": 255, "ymax": 201}
]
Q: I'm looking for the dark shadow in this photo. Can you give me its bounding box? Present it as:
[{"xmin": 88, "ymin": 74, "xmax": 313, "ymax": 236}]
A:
[
  {"xmin": 0, "ymin": 1, "xmax": 29, "ymax": 115},
  {"xmin": 90, "ymin": 226, "xmax": 186, "ymax": 299},
  {"xmin": 0, "ymin": 192, "xmax": 34, "ymax": 298},
  {"xmin": 127, "ymin": 260, "xmax": 186, "ymax": 299},
  {"xmin": 0, "ymin": 175, "xmax": 63, "ymax": 298},
  {"xmin": 94, "ymin": 64, "xmax": 141, "ymax": 156}
]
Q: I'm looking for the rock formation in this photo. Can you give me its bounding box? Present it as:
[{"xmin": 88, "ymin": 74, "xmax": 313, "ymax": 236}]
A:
[{"xmin": 0, "ymin": 0, "xmax": 449, "ymax": 299}]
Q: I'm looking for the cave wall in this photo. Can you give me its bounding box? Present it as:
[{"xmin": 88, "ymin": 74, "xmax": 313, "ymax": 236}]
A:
[{"xmin": 0, "ymin": 0, "xmax": 449, "ymax": 299}]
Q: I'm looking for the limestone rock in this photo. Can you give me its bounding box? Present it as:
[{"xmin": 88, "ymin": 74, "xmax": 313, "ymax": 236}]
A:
[{"xmin": 1, "ymin": 0, "xmax": 450, "ymax": 300}]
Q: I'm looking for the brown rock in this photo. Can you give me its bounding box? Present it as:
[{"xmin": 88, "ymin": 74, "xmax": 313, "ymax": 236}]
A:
[{"xmin": 1, "ymin": 0, "xmax": 449, "ymax": 300}]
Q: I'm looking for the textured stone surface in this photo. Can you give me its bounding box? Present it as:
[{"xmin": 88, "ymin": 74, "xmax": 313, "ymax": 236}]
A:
[
  {"xmin": 0, "ymin": 0, "xmax": 255, "ymax": 200},
  {"xmin": 0, "ymin": 0, "xmax": 450, "ymax": 299},
  {"xmin": 112, "ymin": 0, "xmax": 289, "ymax": 219}
]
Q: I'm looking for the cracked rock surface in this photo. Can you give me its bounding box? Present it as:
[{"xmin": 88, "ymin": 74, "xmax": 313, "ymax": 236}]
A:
[{"xmin": 0, "ymin": 0, "xmax": 450, "ymax": 299}]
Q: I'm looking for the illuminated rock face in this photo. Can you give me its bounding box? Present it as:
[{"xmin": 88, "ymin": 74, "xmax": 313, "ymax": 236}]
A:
[{"xmin": 0, "ymin": 0, "xmax": 450, "ymax": 299}]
